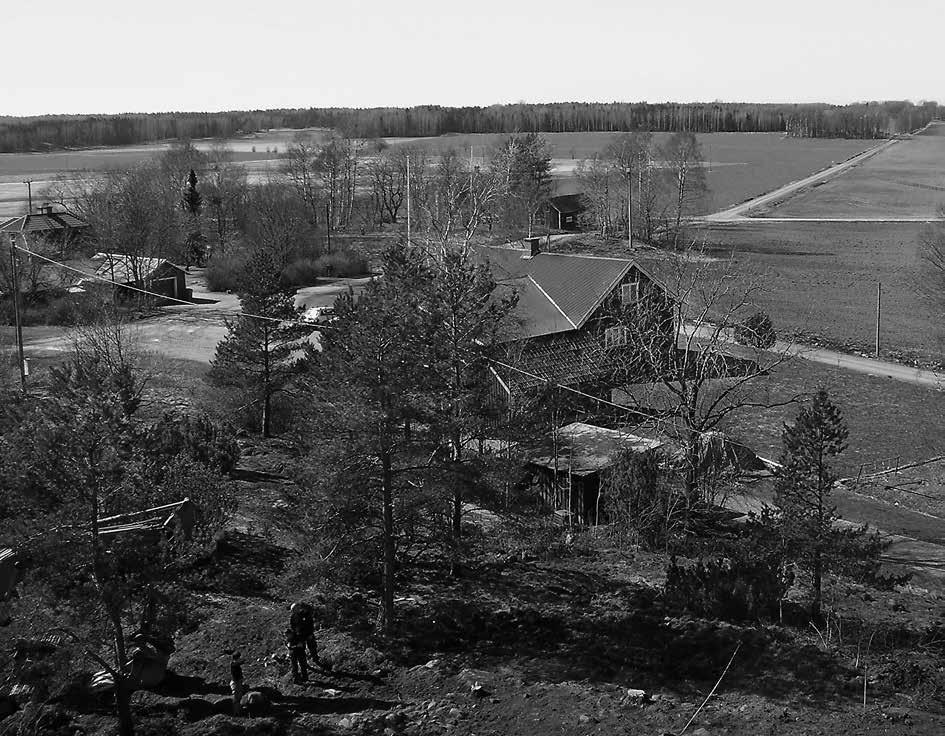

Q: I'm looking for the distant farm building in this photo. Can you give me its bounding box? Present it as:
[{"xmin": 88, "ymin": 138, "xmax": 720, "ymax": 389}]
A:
[
  {"xmin": 0, "ymin": 205, "xmax": 90, "ymax": 253},
  {"xmin": 72, "ymin": 253, "xmax": 191, "ymax": 302},
  {"xmin": 545, "ymin": 194, "xmax": 586, "ymax": 231}
]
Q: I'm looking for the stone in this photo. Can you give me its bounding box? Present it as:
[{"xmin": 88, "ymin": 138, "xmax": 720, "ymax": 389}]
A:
[
  {"xmin": 241, "ymin": 690, "xmax": 270, "ymax": 716},
  {"xmin": 0, "ymin": 695, "xmax": 18, "ymax": 720},
  {"xmin": 338, "ymin": 716, "xmax": 353, "ymax": 729},
  {"xmin": 176, "ymin": 697, "xmax": 215, "ymax": 721},
  {"xmin": 210, "ymin": 697, "xmax": 233, "ymax": 715}
]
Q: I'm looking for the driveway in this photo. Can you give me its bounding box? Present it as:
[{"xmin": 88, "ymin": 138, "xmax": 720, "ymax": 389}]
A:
[
  {"xmin": 686, "ymin": 322, "xmax": 945, "ymax": 390},
  {"xmin": 13, "ymin": 275, "xmax": 374, "ymax": 366}
]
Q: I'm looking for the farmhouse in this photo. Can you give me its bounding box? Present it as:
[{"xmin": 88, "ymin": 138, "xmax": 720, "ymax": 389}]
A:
[
  {"xmin": 0, "ymin": 205, "xmax": 90, "ymax": 251},
  {"xmin": 72, "ymin": 253, "xmax": 191, "ymax": 301},
  {"xmin": 475, "ymin": 240, "xmax": 667, "ymax": 404}
]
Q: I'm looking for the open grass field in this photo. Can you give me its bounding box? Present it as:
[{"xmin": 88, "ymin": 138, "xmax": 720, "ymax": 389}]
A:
[
  {"xmin": 0, "ymin": 128, "xmax": 325, "ymax": 217},
  {"xmin": 757, "ymin": 123, "xmax": 945, "ymax": 219},
  {"xmin": 689, "ymin": 220, "xmax": 945, "ymax": 364},
  {"xmin": 722, "ymin": 355, "xmax": 945, "ymax": 475},
  {"xmin": 0, "ymin": 130, "xmax": 874, "ymax": 219},
  {"xmin": 390, "ymin": 131, "xmax": 876, "ymax": 215}
]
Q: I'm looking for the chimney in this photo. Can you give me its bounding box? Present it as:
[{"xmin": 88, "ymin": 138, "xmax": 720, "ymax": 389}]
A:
[{"xmin": 523, "ymin": 236, "xmax": 541, "ymax": 258}]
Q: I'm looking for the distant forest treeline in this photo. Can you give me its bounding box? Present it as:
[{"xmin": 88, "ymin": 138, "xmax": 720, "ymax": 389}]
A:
[{"xmin": 0, "ymin": 100, "xmax": 941, "ymax": 152}]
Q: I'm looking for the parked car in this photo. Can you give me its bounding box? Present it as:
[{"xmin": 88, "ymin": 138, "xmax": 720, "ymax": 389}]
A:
[{"xmin": 302, "ymin": 306, "xmax": 337, "ymax": 325}]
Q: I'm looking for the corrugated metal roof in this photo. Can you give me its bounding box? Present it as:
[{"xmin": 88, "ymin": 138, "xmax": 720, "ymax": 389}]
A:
[
  {"xmin": 476, "ymin": 245, "xmax": 633, "ymax": 336},
  {"xmin": 529, "ymin": 422, "xmax": 664, "ymax": 475},
  {"xmin": 496, "ymin": 276, "xmax": 574, "ymax": 339},
  {"xmin": 0, "ymin": 211, "xmax": 89, "ymax": 233},
  {"xmin": 91, "ymin": 253, "xmax": 180, "ymax": 284}
]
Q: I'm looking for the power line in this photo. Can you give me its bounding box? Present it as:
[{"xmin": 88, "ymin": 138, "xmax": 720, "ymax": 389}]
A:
[
  {"xmin": 14, "ymin": 239, "xmax": 757, "ymax": 448},
  {"xmin": 18, "ymin": 238, "xmax": 944, "ymax": 475},
  {"xmin": 11, "ymin": 236, "xmax": 337, "ymax": 330}
]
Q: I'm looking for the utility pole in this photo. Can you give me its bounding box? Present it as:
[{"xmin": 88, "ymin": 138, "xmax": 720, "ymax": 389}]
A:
[
  {"xmin": 325, "ymin": 201, "xmax": 332, "ymax": 253},
  {"xmin": 875, "ymin": 281, "xmax": 882, "ymax": 359},
  {"xmin": 628, "ymin": 165, "xmax": 633, "ymax": 249},
  {"xmin": 8, "ymin": 234, "xmax": 26, "ymax": 390},
  {"xmin": 23, "ymin": 180, "xmax": 33, "ymax": 212},
  {"xmin": 405, "ymin": 153, "xmax": 411, "ymax": 245}
]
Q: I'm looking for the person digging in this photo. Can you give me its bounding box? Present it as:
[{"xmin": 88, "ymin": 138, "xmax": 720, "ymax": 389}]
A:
[
  {"xmin": 290, "ymin": 601, "xmax": 332, "ymax": 674},
  {"xmin": 229, "ymin": 652, "xmax": 245, "ymax": 716}
]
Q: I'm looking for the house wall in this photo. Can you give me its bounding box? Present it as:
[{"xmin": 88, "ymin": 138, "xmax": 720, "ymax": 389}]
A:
[{"xmin": 529, "ymin": 466, "xmax": 601, "ymax": 524}]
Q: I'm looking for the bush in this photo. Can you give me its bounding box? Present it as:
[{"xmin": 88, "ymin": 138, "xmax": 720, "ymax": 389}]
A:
[
  {"xmin": 205, "ymin": 253, "xmax": 249, "ymax": 292},
  {"xmin": 279, "ymin": 257, "xmax": 322, "ymax": 288},
  {"xmin": 602, "ymin": 448, "xmax": 680, "ymax": 549},
  {"xmin": 313, "ymin": 249, "xmax": 369, "ymax": 278},
  {"xmin": 664, "ymin": 517, "xmax": 792, "ymax": 622},
  {"xmin": 734, "ymin": 311, "xmax": 776, "ymax": 349},
  {"xmin": 141, "ymin": 412, "xmax": 241, "ymax": 474}
]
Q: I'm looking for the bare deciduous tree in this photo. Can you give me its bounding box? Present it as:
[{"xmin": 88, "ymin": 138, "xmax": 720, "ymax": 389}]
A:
[
  {"xmin": 610, "ymin": 245, "xmax": 798, "ymax": 519},
  {"xmin": 662, "ymin": 132, "xmax": 709, "ymax": 240}
]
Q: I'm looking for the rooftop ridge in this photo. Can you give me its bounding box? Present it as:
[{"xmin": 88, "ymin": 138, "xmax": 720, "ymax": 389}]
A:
[{"xmin": 526, "ymin": 274, "xmax": 577, "ymax": 329}]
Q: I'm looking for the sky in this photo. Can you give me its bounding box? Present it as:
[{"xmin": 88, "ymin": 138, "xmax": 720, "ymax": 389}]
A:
[{"xmin": 3, "ymin": 0, "xmax": 942, "ymax": 117}]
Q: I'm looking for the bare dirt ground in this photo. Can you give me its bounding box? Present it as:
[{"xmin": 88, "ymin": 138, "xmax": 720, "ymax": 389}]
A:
[
  {"xmin": 16, "ymin": 439, "xmax": 942, "ymax": 736},
  {"xmin": 5, "ymin": 271, "xmax": 373, "ymax": 366}
]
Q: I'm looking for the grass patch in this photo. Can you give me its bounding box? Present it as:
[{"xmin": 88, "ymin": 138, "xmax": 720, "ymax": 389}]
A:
[
  {"xmin": 388, "ymin": 131, "xmax": 876, "ymax": 215},
  {"xmin": 204, "ymin": 252, "xmax": 249, "ymax": 292},
  {"xmin": 680, "ymin": 220, "xmax": 944, "ymax": 364},
  {"xmin": 760, "ymin": 126, "xmax": 945, "ymax": 219},
  {"xmin": 721, "ymin": 356, "xmax": 945, "ymax": 473}
]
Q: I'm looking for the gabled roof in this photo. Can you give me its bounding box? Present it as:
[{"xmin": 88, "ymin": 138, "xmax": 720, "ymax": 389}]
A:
[
  {"xmin": 0, "ymin": 210, "xmax": 89, "ymax": 234},
  {"xmin": 90, "ymin": 253, "xmax": 181, "ymax": 284},
  {"xmin": 547, "ymin": 194, "xmax": 586, "ymax": 214},
  {"xmin": 529, "ymin": 422, "xmax": 664, "ymax": 476},
  {"xmin": 476, "ymin": 244, "xmax": 634, "ymax": 338}
]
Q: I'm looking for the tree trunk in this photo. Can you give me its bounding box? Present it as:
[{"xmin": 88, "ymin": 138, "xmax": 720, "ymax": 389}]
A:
[
  {"xmin": 262, "ymin": 393, "xmax": 271, "ymax": 439},
  {"xmin": 812, "ymin": 552, "xmax": 822, "ymax": 620},
  {"xmin": 115, "ymin": 678, "xmax": 135, "ymax": 736},
  {"xmin": 450, "ymin": 428, "xmax": 463, "ymax": 576},
  {"xmin": 381, "ymin": 451, "xmax": 395, "ymax": 632},
  {"xmin": 110, "ymin": 608, "xmax": 134, "ymax": 736},
  {"xmin": 262, "ymin": 329, "xmax": 272, "ymax": 438}
]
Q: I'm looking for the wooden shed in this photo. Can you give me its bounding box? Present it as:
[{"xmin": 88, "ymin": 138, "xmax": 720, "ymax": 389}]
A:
[
  {"xmin": 73, "ymin": 253, "xmax": 191, "ymax": 302},
  {"xmin": 525, "ymin": 422, "xmax": 665, "ymax": 524},
  {"xmin": 545, "ymin": 194, "xmax": 586, "ymax": 231}
]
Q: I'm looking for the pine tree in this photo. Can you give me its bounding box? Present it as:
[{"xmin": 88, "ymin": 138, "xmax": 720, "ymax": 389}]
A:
[
  {"xmin": 419, "ymin": 244, "xmax": 516, "ymax": 573},
  {"xmin": 301, "ymin": 245, "xmax": 433, "ymax": 631},
  {"xmin": 183, "ymin": 169, "xmax": 202, "ymax": 215},
  {"xmin": 183, "ymin": 169, "xmax": 205, "ymax": 267},
  {"xmin": 208, "ymin": 250, "xmax": 311, "ymax": 437},
  {"xmin": 774, "ymin": 389, "xmax": 848, "ymax": 619}
]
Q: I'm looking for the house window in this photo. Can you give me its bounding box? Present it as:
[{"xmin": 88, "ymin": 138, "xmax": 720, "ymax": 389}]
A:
[
  {"xmin": 621, "ymin": 281, "xmax": 640, "ymax": 305},
  {"xmin": 604, "ymin": 326, "xmax": 628, "ymax": 349}
]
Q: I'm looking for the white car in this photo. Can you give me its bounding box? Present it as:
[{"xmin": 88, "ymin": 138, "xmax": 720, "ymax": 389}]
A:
[{"xmin": 302, "ymin": 305, "xmax": 337, "ymax": 325}]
